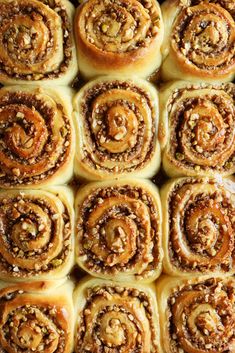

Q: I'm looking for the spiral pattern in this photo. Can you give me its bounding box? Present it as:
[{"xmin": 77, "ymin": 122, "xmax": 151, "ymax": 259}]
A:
[
  {"xmin": 167, "ymin": 277, "xmax": 235, "ymax": 353},
  {"xmin": 162, "ymin": 83, "xmax": 235, "ymax": 176},
  {"xmin": 0, "ymin": 87, "xmax": 73, "ymax": 187},
  {"xmin": 0, "ymin": 189, "xmax": 72, "ymax": 280},
  {"xmin": 0, "ymin": 0, "xmax": 73, "ymax": 82},
  {"xmin": 170, "ymin": 0, "xmax": 235, "ymax": 79},
  {"xmin": 74, "ymin": 79, "xmax": 159, "ymax": 179},
  {"xmin": 75, "ymin": 0, "xmax": 163, "ymax": 77},
  {"xmin": 75, "ymin": 281, "xmax": 159, "ymax": 353},
  {"xmin": 165, "ymin": 177, "xmax": 235, "ymax": 275},
  {"xmin": 76, "ymin": 181, "xmax": 162, "ymax": 281},
  {"xmin": 77, "ymin": 0, "xmax": 161, "ymax": 51},
  {"xmin": 0, "ymin": 281, "xmax": 72, "ymax": 353}
]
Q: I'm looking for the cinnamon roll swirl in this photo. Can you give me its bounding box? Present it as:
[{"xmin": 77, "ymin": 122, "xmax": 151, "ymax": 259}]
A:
[
  {"xmin": 0, "ymin": 186, "xmax": 74, "ymax": 281},
  {"xmin": 74, "ymin": 277, "xmax": 161, "ymax": 353},
  {"xmin": 157, "ymin": 276, "xmax": 235, "ymax": 353},
  {"xmin": 73, "ymin": 77, "xmax": 160, "ymax": 181},
  {"xmin": 161, "ymin": 177, "xmax": 235, "ymax": 277},
  {"xmin": 159, "ymin": 81, "xmax": 235, "ymax": 177},
  {"xmin": 75, "ymin": 179, "xmax": 163, "ymax": 282},
  {"xmin": 0, "ymin": 0, "xmax": 78, "ymax": 85},
  {"xmin": 74, "ymin": 0, "xmax": 164, "ymax": 79},
  {"xmin": 161, "ymin": 0, "xmax": 235, "ymax": 83},
  {"xmin": 0, "ymin": 85, "xmax": 75, "ymax": 188},
  {"xmin": 0, "ymin": 279, "xmax": 74, "ymax": 353}
]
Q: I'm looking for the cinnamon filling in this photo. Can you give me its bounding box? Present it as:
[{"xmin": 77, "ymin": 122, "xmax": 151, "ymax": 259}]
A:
[
  {"xmin": 172, "ymin": 1, "xmax": 235, "ymax": 73},
  {"xmin": 166, "ymin": 84, "xmax": 235, "ymax": 173},
  {"xmin": 77, "ymin": 184, "xmax": 160, "ymax": 280},
  {"xmin": 78, "ymin": 0, "xmax": 161, "ymax": 53},
  {"xmin": 80, "ymin": 81, "xmax": 156, "ymax": 174},
  {"xmin": 0, "ymin": 0, "xmax": 73, "ymax": 81},
  {"xmin": 0, "ymin": 90, "xmax": 72, "ymax": 186},
  {"xmin": 76, "ymin": 285, "xmax": 159, "ymax": 353},
  {"xmin": 168, "ymin": 278, "xmax": 235, "ymax": 353},
  {"xmin": 168, "ymin": 178, "xmax": 235, "ymax": 273},
  {"xmin": 0, "ymin": 192, "xmax": 72, "ymax": 278}
]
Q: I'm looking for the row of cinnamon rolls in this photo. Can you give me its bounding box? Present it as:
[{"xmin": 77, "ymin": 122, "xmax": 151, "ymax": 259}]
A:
[
  {"xmin": 0, "ymin": 275, "xmax": 233, "ymax": 353},
  {"xmin": 0, "ymin": 0, "xmax": 234, "ymax": 84},
  {"xmin": 0, "ymin": 176, "xmax": 234, "ymax": 282},
  {"xmin": 0, "ymin": 79, "xmax": 234, "ymax": 187}
]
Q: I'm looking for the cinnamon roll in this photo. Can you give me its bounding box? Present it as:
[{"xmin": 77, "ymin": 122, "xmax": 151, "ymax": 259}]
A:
[
  {"xmin": 157, "ymin": 275, "xmax": 235, "ymax": 353},
  {"xmin": 0, "ymin": 279, "xmax": 74, "ymax": 353},
  {"xmin": 161, "ymin": 177, "xmax": 235, "ymax": 277},
  {"xmin": 74, "ymin": 277, "xmax": 161, "ymax": 353},
  {"xmin": 75, "ymin": 179, "xmax": 163, "ymax": 282},
  {"xmin": 73, "ymin": 77, "xmax": 160, "ymax": 181},
  {"xmin": 74, "ymin": 0, "xmax": 164, "ymax": 79},
  {"xmin": 159, "ymin": 81, "xmax": 235, "ymax": 177},
  {"xmin": 0, "ymin": 85, "xmax": 75, "ymax": 188},
  {"xmin": 0, "ymin": 186, "xmax": 74, "ymax": 281},
  {"xmin": 0, "ymin": 0, "xmax": 78, "ymax": 85},
  {"xmin": 161, "ymin": 0, "xmax": 235, "ymax": 83}
]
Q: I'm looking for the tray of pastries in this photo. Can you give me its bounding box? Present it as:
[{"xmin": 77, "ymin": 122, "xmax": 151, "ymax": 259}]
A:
[{"xmin": 0, "ymin": 0, "xmax": 234, "ymax": 352}]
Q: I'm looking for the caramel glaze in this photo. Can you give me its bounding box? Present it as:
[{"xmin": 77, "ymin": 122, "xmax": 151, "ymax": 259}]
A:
[
  {"xmin": 0, "ymin": 90, "xmax": 72, "ymax": 186},
  {"xmin": 167, "ymin": 277, "xmax": 235, "ymax": 353},
  {"xmin": 0, "ymin": 281, "xmax": 71, "ymax": 353},
  {"xmin": 168, "ymin": 177, "xmax": 235, "ymax": 274}
]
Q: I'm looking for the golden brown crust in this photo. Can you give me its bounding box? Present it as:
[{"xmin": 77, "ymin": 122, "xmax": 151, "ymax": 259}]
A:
[
  {"xmin": 157, "ymin": 275, "xmax": 235, "ymax": 353},
  {"xmin": 74, "ymin": 0, "xmax": 164, "ymax": 79},
  {"xmin": 161, "ymin": 0, "xmax": 235, "ymax": 83},
  {"xmin": 0, "ymin": 279, "xmax": 74, "ymax": 353},
  {"xmin": 0, "ymin": 186, "xmax": 74, "ymax": 281},
  {"xmin": 75, "ymin": 179, "xmax": 163, "ymax": 282},
  {"xmin": 0, "ymin": 85, "xmax": 75, "ymax": 188},
  {"xmin": 159, "ymin": 81, "xmax": 235, "ymax": 177},
  {"xmin": 74, "ymin": 277, "xmax": 161, "ymax": 353},
  {"xmin": 161, "ymin": 177, "xmax": 235, "ymax": 277},
  {"xmin": 0, "ymin": 0, "xmax": 78, "ymax": 85},
  {"xmin": 73, "ymin": 76, "xmax": 160, "ymax": 181}
]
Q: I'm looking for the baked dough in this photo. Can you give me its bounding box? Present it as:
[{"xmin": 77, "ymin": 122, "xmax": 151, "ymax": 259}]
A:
[
  {"xmin": 161, "ymin": 0, "xmax": 235, "ymax": 83},
  {"xmin": 0, "ymin": 0, "xmax": 78, "ymax": 85},
  {"xmin": 0, "ymin": 279, "xmax": 74, "ymax": 353},
  {"xmin": 157, "ymin": 275, "xmax": 235, "ymax": 353},
  {"xmin": 0, "ymin": 85, "xmax": 75, "ymax": 188},
  {"xmin": 0, "ymin": 186, "xmax": 74, "ymax": 281},
  {"xmin": 73, "ymin": 76, "xmax": 160, "ymax": 181},
  {"xmin": 75, "ymin": 179, "xmax": 163, "ymax": 282},
  {"xmin": 161, "ymin": 176, "xmax": 235, "ymax": 277},
  {"xmin": 74, "ymin": 276, "xmax": 162, "ymax": 353},
  {"xmin": 159, "ymin": 81, "xmax": 235, "ymax": 177},
  {"xmin": 74, "ymin": 0, "xmax": 164, "ymax": 79}
]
